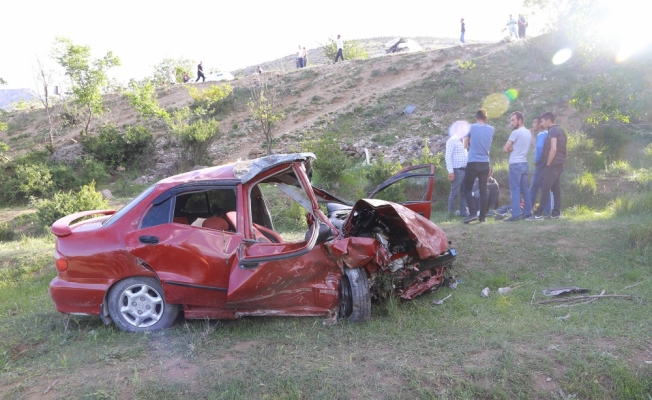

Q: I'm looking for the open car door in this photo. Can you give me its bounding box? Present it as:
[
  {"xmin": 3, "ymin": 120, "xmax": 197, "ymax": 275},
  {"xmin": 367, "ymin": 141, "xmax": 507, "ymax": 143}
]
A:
[{"xmin": 367, "ymin": 164, "xmax": 435, "ymax": 219}]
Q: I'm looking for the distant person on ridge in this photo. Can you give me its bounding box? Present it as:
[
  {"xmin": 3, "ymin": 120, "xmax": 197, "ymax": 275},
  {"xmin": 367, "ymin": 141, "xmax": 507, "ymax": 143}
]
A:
[
  {"xmin": 256, "ymin": 66, "xmax": 264, "ymax": 74},
  {"xmin": 506, "ymin": 15, "xmax": 518, "ymax": 39},
  {"xmin": 462, "ymin": 109, "xmax": 495, "ymax": 224},
  {"xmin": 296, "ymin": 52, "xmax": 301, "ymax": 69},
  {"xmin": 182, "ymin": 72, "xmax": 190, "ymax": 83},
  {"xmin": 460, "ymin": 18, "xmax": 466, "ymax": 44},
  {"xmin": 302, "ymin": 47, "xmax": 308, "ymax": 67},
  {"xmin": 335, "ymin": 35, "xmax": 344, "ymax": 63},
  {"xmin": 518, "ymin": 14, "xmax": 528, "ymax": 38},
  {"xmin": 197, "ymin": 61, "xmax": 206, "ymax": 83},
  {"xmin": 298, "ymin": 45, "xmax": 304, "ymax": 68}
]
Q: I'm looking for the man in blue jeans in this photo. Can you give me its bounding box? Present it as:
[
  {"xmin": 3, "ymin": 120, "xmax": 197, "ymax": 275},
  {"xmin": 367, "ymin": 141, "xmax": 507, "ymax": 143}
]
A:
[
  {"xmin": 529, "ymin": 116, "xmax": 553, "ymax": 216},
  {"xmin": 503, "ymin": 111, "xmax": 532, "ymax": 221},
  {"xmin": 462, "ymin": 109, "xmax": 494, "ymax": 224}
]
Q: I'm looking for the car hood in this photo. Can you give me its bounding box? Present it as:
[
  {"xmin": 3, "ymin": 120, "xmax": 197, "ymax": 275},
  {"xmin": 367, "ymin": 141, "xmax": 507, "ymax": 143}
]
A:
[{"xmin": 342, "ymin": 199, "xmax": 449, "ymax": 259}]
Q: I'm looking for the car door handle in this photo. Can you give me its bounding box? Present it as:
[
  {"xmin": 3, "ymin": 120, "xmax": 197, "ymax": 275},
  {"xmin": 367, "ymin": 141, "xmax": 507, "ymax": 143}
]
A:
[{"xmin": 139, "ymin": 235, "xmax": 159, "ymax": 245}]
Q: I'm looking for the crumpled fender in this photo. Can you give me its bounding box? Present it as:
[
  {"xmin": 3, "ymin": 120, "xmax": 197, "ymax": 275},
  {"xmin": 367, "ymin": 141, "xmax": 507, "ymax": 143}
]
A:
[
  {"xmin": 343, "ymin": 199, "xmax": 450, "ymax": 259},
  {"xmin": 325, "ymin": 237, "xmax": 390, "ymax": 270}
]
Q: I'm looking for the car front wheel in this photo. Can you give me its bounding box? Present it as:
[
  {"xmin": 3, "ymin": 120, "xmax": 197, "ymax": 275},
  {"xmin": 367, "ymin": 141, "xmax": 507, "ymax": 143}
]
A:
[
  {"xmin": 107, "ymin": 277, "xmax": 180, "ymax": 332},
  {"xmin": 339, "ymin": 268, "xmax": 371, "ymax": 322}
]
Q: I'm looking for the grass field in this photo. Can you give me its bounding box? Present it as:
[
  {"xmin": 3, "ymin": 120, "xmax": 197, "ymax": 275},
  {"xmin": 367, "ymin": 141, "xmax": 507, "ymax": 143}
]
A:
[{"xmin": 2, "ymin": 206, "xmax": 652, "ymax": 399}]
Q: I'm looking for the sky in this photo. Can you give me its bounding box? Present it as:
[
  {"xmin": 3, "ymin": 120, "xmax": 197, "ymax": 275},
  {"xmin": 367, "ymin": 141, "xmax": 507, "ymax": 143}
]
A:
[{"xmin": 2, "ymin": 0, "xmax": 538, "ymax": 90}]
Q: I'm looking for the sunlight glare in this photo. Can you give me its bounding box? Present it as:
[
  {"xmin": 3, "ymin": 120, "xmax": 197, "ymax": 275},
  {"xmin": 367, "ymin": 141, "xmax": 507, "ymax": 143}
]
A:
[
  {"xmin": 482, "ymin": 93, "xmax": 509, "ymax": 119},
  {"xmin": 552, "ymin": 49, "xmax": 572, "ymax": 65}
]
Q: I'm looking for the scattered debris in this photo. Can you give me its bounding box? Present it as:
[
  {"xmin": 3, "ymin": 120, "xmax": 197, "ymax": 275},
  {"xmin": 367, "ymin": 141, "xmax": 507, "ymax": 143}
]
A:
[
  {"xmin": 431, "ymin": 294, "xmax": 452, "ymax": 306},
  {"xmin": 403, "ymin": 104, "xmax": 416, "ymax": 115},
  {"xmin": 620, "ymin": 281, "xmax": 645, "ymax": 291},
  {"xmin": 498, "ymin": 287, "xmax": 512, "ymax": 295},
  {"xmin": 481, "ymin": 287, "xmax": 490, "ymax": 298},
  {"xmin": 541, "ymin": 286, "xmax": 590, "ymax": 297},
  {"xmin": 43, "ymin": 379, "xmax": 58, "ymax": 394},
  {"xmin": 644, "ymin": 361, "xmax": 652, "ymax": 365},
  {"xmin": 449, "ymin": 281, "xmax": 458, "ymax": 289},
  {"xmin": 546, "ymin": 377, "xmax": 552, "ymax": 382},
  {"xmin": 556, "ymin": 314, "xmax": 570, "ymax": 321},
  {"xmin": 537, "ymin": 272, "xmax": 545, "ymax": 278},
  {"xmin": 534, "ymin": 290, "xmax": 640, "ymax": 308}
]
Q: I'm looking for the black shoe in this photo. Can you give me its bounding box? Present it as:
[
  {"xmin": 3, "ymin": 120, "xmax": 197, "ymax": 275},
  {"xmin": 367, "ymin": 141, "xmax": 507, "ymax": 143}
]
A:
[
  {"xmin": 463, "ymin": 215, "xmax": 479, "ymax": 224},
  {"xmin": 526, "ymin": 215, "xmax": 544, "ymax": 221},
  {"xmin": 519, "ymin": 214, "xmax": 532, "ymax": 219},
  {"xmin": 503, "ymin": 216, "xmax": 521, "ymax": 222},
  {"xmin": 550, "ymin": 213, "xmax": 561, "ymax": 219}
]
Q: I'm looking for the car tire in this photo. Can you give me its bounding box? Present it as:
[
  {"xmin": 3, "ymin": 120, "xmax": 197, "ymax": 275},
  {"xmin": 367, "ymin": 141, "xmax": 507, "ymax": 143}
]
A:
[
  {"xmin": 107, "ymin": 277, "xmax": 179, "ymax": 332},
  {"xmin": 339, "ymin": 268, "xmax": 371, "ymax": 322}
]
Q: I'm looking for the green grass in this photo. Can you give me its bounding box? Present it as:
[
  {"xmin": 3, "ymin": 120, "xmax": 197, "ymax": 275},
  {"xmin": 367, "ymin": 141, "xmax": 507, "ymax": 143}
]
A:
[{"xmin": 2, "ymin": 208, "xmax": 652, "ymax": 398}]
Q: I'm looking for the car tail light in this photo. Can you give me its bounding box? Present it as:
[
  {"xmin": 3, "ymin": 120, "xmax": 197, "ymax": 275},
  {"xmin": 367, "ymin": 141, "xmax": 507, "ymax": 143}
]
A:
[{"xmin": 54, "ymin": 251, "xmax": 68, "ymax": 272}]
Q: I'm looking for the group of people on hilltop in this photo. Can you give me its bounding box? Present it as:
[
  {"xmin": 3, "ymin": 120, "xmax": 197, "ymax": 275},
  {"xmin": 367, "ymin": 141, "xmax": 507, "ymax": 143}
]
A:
[
  {"xmin": 296, "ymin": 45, "xmax": 308, "ymax": 68},
  {"xmin": 445, "ymin": 109, "xmax": 568, "ymax": 223},
  {"xmin": 460, "ymin": 14, "xmax": 528, "ymax": 44}
]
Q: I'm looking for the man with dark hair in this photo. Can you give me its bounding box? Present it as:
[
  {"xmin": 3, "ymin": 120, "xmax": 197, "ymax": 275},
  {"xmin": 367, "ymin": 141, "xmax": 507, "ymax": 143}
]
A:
[
  {"xmin": 335, "ymin": 35, "xmax": 344, "ymax": 63},
  {"xmin": 197, "ymin": 61, "xmax": 205, "ymax": 83},
  {"xmin": 503, "ymin": 111, "xmax": 532, "ymax": 221},
  {"xmin": 462, "ymin": 109, "xmax": 495, "ymax": 224},
  {"xmin": 529, "ymin": 116, "xmax": 553, "ymax": 216},
  {"xmin": 507, "ymin": 15, "xmax": 518, "ymax": 39},
  {"xmin": 528, "ymin": 112, "xmax": 567, "ymax": 220},
  {"xmin": 460, "ymin": 18, "xmax": 466, "ymax": 44}
]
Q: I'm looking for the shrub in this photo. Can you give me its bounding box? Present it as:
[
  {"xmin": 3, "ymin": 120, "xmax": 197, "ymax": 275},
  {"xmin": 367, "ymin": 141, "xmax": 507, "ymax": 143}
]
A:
[
  {"xmin": 364, "ymin": 155, "xmax": 402, "ymax": 188},
  {"xmin": 322, "ymin": 38, "xmax": 368, "ymax": 61},
  {"xmin": 627, "ymin": 224, "xmax": 652, "ymax": 250},
  {"xmin": 187, "ymin": 84, "xmax": 233, "ymax": 115},
  {"xmin": 566, "ymin": 131, "xmax": 605, "ymax": 172},
  {"xmin": 48, "ymin": 158, "xmax": 110, "ymax": 192},
  {"xmin": 168, "ymin": 108, "xmax": 221, "ymax": 167},
  {"xmin": 0, "ymin": 163, "xmax": 53, "ymax": 203},
  {"xmin": 32, "ymin": 181, "xmax": 108, "ymax": 227},
  {"xmin": 0, "ymin": 221, "xmax": 15, "ymax": 242},
  {"xmin": 82, "ymin": 124, "xmax": 154, "ymax": 169},
  {"xmin": 572, "ymin": 171, "xmax": 597, "ymax": 201},
  {"xmin": 305, "ymin": 135, "xmax": 351, "ymax": 184},
  {"xmin": 612, "ymin": 191, "xmax": 652, "ymax": 216}
]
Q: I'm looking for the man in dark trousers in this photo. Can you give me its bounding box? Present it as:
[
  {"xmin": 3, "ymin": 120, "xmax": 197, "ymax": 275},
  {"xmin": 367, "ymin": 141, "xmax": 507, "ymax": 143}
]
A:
[
  {"xmin": 335, "ymin": 35, "xmax": 344, "ymax": 63},
  {"xmin": 462, "ymin": 109, "xmax": 495, "ymax": 224},
  {"xmin": 197, "ymin": 61, "xmax": 206, "ymax": 83},
  {"xmin": 460, "ymin": 18, "xmax": 466, "ymax": 44},
  {"xmin": 528, "ymin": 112, "xmax": 567, "ymax": 220}
]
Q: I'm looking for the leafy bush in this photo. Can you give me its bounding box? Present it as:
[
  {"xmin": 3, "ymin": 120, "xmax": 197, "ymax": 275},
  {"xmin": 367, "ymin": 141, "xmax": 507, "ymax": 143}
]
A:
[
  {"xmin": 1, "ymin": 163, "xmax": 53, "ymax": 203},
  {"xmin": 305, "ymin": 135, "xmax": 351, "ymax": 184},
  {"xmin": 566, "ymin": 131, "xmax": 605, "ymax": 172},
  {"xmin": 168, "ymin": 107, "xmax": 221, "ymax": 166},
  {"xmin": 32, "ymin": 181, "xmax": 108, "ymax": 227},
  {"xmin": 82, "ymin": 124, "xmax": 154, "ymax": 169},
  {"xmin": 322, "ymin": 38, "xmax": 368, "ymax": 61},
  {"xmin": 0, "ymin": 221, "xmax": 15, "ymax": 242},
  {"xmin": 572, "ymin": 171, "xmax": 597, "ymax": 204},
  {"xmin": 187, "ymin": 84, "xmax": 233, "ymax": 115},
  {"xmin": 364, "ymin": 155, "xmax": 402, "ymax": 188},
  {"xmin": 612, "ymin": 191, "xmax": 652, "ymax": 216},
  {"xmin": 627, "ymin": 224, "xmax": 652, "ymax": 250},
  {"xmin": 124, "ymin": 80, "xmax": 170, "ymax": 121}
]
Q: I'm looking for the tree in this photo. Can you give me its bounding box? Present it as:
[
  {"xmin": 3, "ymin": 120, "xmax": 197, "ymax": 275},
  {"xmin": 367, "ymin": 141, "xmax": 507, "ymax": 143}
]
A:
[
  {"xmin": 33, "ymin": 57, "xmax": 63, "ymax": 153},
  {"xmin": 52, "ymin": 37, "xmax": 121, "ymax": 136},
  {"xmin": 124, "ymin": 80, "xmax": 171, "ymax": 122},
  {"xmin": 248, "ymin": 76, "xmax": 285, "ymax": 155},
  {"xmin": 0, "ymin": 78, "xmax": 6, "ymax": 85},
  {"xmin": 322, "ymin": 38, "xmax": 368, "ymax": 62}
]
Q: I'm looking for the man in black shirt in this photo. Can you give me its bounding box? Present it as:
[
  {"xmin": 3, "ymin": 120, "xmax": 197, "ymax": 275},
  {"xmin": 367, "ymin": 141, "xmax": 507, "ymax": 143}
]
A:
[
  {"xmin": 197, "ymin": 61, "xmax": 206, "ymax": 83},
  {"xmin": 529, "ymin": 112, "xmax": 567, "ymax": 220}
]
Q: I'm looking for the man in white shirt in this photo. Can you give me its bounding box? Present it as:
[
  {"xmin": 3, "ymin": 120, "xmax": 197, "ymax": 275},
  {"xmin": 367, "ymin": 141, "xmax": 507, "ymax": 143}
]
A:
[
  {"xmin": 446, "ymin": 133, "xmax": 469, "ymax": 216},
  {"xmin": 503, "ymin": 111, "xmax": 532, "ymax": 221},
  {"xmin": 335, "ymin": 35, "xmax": 344, "ymax": 63},
  {"xmin": 506, "ymin": 15, "xmax": 518, "ymax": 39}
]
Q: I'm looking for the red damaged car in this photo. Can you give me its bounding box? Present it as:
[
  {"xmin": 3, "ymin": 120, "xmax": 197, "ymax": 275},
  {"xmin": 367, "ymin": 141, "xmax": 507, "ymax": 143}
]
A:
[{"xmin": 49, "ymin": 153, "xmax": 456, "ymax": 332}]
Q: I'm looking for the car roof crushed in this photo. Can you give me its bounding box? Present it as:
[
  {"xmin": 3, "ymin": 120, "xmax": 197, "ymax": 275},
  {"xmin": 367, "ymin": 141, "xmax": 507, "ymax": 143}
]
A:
[{"xmin": 233, "ymin": 153, "xmax": 315, "ymax": 184}]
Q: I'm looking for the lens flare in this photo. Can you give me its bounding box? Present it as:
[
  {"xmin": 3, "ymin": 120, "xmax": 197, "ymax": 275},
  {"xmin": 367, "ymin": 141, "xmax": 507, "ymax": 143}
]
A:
[
  {"xmin": 552, "ymin": 49, "xmax": 572, "ymax": 65},
  {"xmin": 482, "ymin": 93, "xmax": 510, "ymax": 119},
  {"xmin": 449, "ymin": 120, "xmax": 470, "ymax": 139},
  {"xmin": 505, "ymin": 88, "xmax": 519, "ymax": 101}
]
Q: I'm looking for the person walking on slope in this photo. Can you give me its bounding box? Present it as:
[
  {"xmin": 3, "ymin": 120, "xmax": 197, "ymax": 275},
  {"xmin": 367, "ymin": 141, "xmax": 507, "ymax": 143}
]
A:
[
  {"xmin": 196, "ymin": 61, "xmax": 206, "ymax": 83},
  {"xmin": 503, "ymin": 111, "xmax": 532, "ymax": 221},
  {"xmin": 462, "ymin": 109, "xmax": 495, "ymax": 224},
  {"xmin": 446, "ymin": 130, "xmax": 468, "ymax": 217},
  {"xmin": 460, "ymin": 18, "xmax": 466, "ymax": 44},
  {"xmin": 334, "ymin": 35, "xmax": 344, "ymax": 63},
  {"xmin": 528, "ymin": 112, "xmax": 568, "ymax": 220},
  {"xmin": 529, "ymin": 116, "xmax": 553, "ymax": 217},
  {"xmin": 506, "ymin": 15, "xmax": 519, "ymax": 39}
]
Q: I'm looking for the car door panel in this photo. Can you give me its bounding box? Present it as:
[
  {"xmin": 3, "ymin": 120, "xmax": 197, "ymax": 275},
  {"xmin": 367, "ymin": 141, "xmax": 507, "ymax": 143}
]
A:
[{"xmin": 368, "ymin": 164, "xmax": 435, "ymax": 219}]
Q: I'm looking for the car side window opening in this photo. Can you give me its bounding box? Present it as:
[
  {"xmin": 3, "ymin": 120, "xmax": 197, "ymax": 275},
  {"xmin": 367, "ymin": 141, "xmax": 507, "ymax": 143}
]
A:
[
  {"xmin": 141, "ymin": 197, "xmax": 173, "ymax": 229},
  {"xmin": 252, "ymin": 175, "xmax": 313, "ymax": 243},
  {"xmin": 372, "ymin": 166, "xmax": 433, "ymax": 203},
  {"xmin": 172, "ymin": 188, "xmax": 237, "ymax": 231}
]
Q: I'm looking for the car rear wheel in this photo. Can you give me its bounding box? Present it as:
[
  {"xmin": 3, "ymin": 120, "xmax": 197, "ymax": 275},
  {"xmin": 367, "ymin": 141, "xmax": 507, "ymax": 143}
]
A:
[
  {"xmin": 339, "ymin": 268, "xmax": 371, "ymax": 322},
  {"xmin": 108, "ymin": 277, "xmax": 179, "ymax": 332}
]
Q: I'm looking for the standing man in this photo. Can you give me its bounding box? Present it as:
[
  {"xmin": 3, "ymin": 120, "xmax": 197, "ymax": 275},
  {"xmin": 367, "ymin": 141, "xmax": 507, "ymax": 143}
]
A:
[
  {"xmin": 462, "ymin": 109, "xmax": 495, "ymax": 224},
  {"xmin": 529, "ymin": 112, "xmax": 568, "ymax": 220},
  {"xmin": 298, "ymin": 45, "xmax": 304, "ymax": 68},
  {"xmin": 529, "ymin": 116, "xmax": 553, "ymax": 217},
  {"xmin": 503, "ymin": 111, "xmax": 532, "ymax": 221},
  {"xmin": 460, "ymin": 18, "xmax": 466, "ymax": 44},
  {"xmin": 518, "ymin": 14, "xmax": 528, "ymax": 38},
  {"xmin": 506, "ymin": 15, "xmax": 519, "ymax": 39},
  {"xmin": 196, "ymin": 61, "xmax": 206, "ymax": 83},
  {"xmin": 302, "ymin": 46, "xmax": 308, "ymax": 67},
  {"xmin": 335, "ymin": 35, "xmax": 344, "ymax": 63},
  {"xmin": 446, "ymin": 130, "xmax": 468, "ymax": 217}
]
